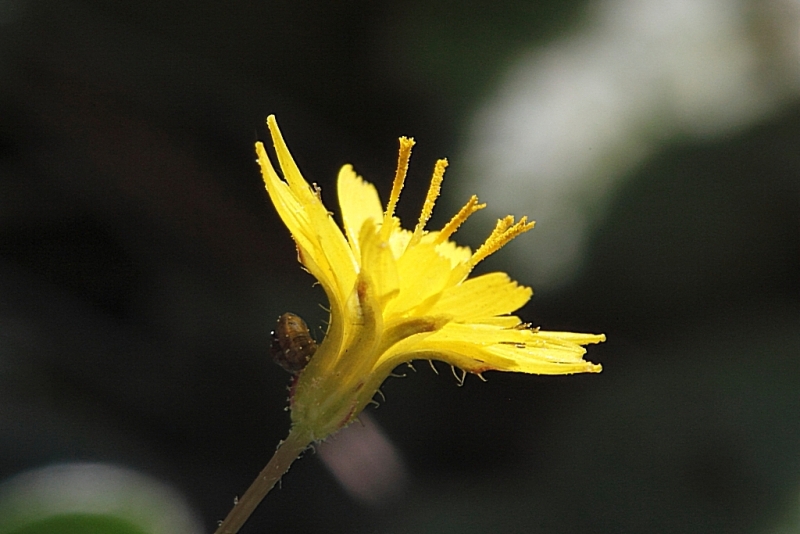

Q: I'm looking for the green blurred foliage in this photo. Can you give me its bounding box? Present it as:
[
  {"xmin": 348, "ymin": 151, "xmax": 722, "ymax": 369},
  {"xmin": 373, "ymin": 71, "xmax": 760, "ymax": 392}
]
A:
[{"xmin": 3, "ymin": 514, "xmax": 146, "ymax": 534}]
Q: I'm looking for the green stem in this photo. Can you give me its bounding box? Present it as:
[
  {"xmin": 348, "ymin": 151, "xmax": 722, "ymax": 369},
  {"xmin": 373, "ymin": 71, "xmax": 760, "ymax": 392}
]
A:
[{"xmin": 214, "ymin": 426, "xmax": 312, "ymax": 534}]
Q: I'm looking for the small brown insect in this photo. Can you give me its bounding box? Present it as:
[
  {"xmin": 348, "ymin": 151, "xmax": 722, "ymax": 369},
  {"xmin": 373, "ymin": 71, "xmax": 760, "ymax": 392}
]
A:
[{"xmin": 270, "ymin": 312, "xmax": 317, "ymax": 374}]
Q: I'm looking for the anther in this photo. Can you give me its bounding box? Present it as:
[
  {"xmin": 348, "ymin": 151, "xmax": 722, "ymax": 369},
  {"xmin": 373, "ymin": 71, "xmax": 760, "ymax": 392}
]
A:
[
  {"xmin": 382, "ymin": 137, "xmax": 415, "ymax": 239},
  {"xmin": 435, "ymin": 195, "xmax": 486, "ymax": 244},
  {"xmin": 411, "ymin": 158, "xmax": 448, "ymax": 242}
]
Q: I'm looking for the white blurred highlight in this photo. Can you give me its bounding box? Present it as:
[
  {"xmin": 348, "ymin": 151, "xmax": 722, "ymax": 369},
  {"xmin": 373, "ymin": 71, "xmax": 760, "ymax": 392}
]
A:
[
  {"xmin": 461, "ymin": 0, "xmax": 800, "ymax": 288},
  {"xmin": 318, "ymin": 411, "xmax": 408, "ymax": 505},
  {"xmin": 0, "ymin": 463, "xmax": 202, "ymax": 533}
]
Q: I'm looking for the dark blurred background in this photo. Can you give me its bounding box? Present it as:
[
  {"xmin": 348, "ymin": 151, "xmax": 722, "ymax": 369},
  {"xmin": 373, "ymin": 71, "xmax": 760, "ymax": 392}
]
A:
[{"xmin": 0, "ymin": 0, "xmax": 798, "ymax": 533}]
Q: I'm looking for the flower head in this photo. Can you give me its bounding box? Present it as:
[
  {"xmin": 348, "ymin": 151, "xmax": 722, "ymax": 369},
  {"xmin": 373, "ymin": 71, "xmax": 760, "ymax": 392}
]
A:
[{"xmin": 257, "ymin": 115, "xmax": 604, "ymax": 441}]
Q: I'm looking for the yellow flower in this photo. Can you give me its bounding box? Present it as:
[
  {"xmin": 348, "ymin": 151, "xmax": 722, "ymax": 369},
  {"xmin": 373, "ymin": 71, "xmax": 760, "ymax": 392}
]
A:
[{"xmin": 256, "ymin": 115, "xmax": 604, "ymax": 442}]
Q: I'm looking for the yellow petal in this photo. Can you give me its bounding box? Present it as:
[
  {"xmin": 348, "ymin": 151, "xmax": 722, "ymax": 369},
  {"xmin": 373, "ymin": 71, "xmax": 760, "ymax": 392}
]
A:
[
  {"xmin": 369, "ymin": 318, "xmax": 598, "ymax": 376},
  {"xmin": 429, "ymin": 272, "xmax": 532, "ymax": 321},
  {"xmin": 337, "ymin": 165, "xmax": 384, "ymax": 259},
  {"xmin": 257, "ymin": 142, "xmax": 336, "ymax": 287},
  {"xmin": 358, "ymin": 219, "xmax": 400, "ymax": 306},
  {"xmin": 430, "ymin": 323, "xmax": 604, "ymax": 354},
  {"xmin": 483, "ymin": 342, "xmax": 602, "ymax": 374},
  {"xmin": 473, "ymin": 316, "xmax": 524, "ymax": 327},
  {"xmin": 407, "ymin": 338, "xmax": 600, "ymax": 375},
  {"xmin": 536, "ymin": 331, "xmax": 608, "ymax": 344},
  {"xmin": 431, "ymin": 235, "xmax": 472, "ymax": 267},
  {"xmin": 257, "ymin": 128, "xmax": 358, "ymax": 313},
  {"xmin": 386, "ymin": 241, "xmax": 454, "ymax": 317},
  {"xmin": 387, "ymin": 226, "xmax": 411, "ymax": 259}
]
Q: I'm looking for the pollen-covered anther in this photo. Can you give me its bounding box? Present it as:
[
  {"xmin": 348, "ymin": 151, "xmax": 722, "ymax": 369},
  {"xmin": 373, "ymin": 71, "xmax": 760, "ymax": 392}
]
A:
[
  {"xmin": 470, "ymin": 215, "xmax": 535, "ymax": 267},
  {"xmin": 435, "ymin": 195, "xmax": 486, "ymax": 244},
  {"xmin": 412, "ymin": 158, "xmax": 448, "ymax": 239},
  {"xmin": 382, "ymin": 137, "xmax": 415, "ymax": 239}
]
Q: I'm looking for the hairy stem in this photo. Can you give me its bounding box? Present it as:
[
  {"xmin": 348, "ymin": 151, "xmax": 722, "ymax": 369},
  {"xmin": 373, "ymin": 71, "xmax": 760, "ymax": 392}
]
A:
[{"xmin": 214, "ymin": 427, "xmax": 312, "ymax": 534}]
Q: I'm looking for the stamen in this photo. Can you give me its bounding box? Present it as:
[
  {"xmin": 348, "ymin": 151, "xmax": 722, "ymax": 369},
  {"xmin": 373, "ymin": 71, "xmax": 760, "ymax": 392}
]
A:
[
  {"xmin": 435, "ymin": 195, "xmax": 486, "ymax": 244},
  {"xmin": 470, "ymin": 216, "xmax": 534, "ymax": 267},
  {"xmin": 381, "ymin": 137, "xmax": 415, "ymax": 239},
  {"xmin": 492, "ymin": 215, "xmax": 515, "ymax": 237},
  {"xmin": 412, "ymin": 158, "xmax": 448, "ymax": 238}
]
